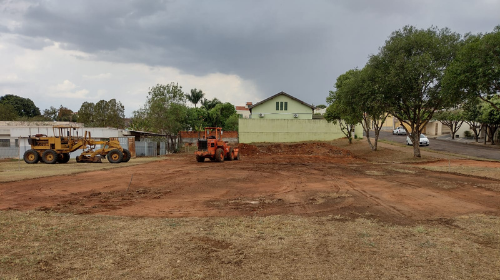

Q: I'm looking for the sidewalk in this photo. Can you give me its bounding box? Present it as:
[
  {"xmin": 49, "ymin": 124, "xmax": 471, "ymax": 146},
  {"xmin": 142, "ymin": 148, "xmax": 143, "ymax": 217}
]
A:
[{"xmin": 432, "ymin": 135, "xmax": 500, "ymax": 149}]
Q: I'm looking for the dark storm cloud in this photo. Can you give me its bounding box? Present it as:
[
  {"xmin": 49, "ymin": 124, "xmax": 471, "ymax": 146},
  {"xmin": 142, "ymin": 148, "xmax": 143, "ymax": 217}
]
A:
[{"xmin": 2, "ymin": 0, "xmax": 499, "ymax": 105}]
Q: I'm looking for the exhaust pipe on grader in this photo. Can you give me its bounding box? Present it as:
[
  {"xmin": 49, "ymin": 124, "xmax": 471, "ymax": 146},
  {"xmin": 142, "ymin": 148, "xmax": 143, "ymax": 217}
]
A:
[{"xmin": 23, "ymin": 125, "xmax": 131, "ymax": 164}]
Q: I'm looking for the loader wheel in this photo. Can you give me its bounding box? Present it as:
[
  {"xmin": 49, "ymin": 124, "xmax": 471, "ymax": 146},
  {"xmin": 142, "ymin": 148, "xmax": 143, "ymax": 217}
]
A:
[
  {"xmin": 122, "ymin": 149, "xmax": 132, "ymax": 162},
  {"xmin": 226, "ymin": 147, "xmax": 234, "ymax": 161},
  {"xmin": 215, "ymin": 148, "xmax": 224, "ymax": 162},
  {"xmin": 196, "ymin": 155, "xmax": 205, "ymax": 162},
  {"xmin": 42, "ymin": 150, "xmax": 58, "ymax": 164},
  {"xmin": 23, "ymin": 149, "xmax": 39, "ymax": 164},
  {"xmin": 57, "ymin": 153, "xmax": 71, "ymax": 163},
  {"xmin": 107, "ymin": 149, "xmax": 123, "ymax": 163},
  {"xmin": 235, "ymin": 150, "xmax": 240, "ymax": 161}
]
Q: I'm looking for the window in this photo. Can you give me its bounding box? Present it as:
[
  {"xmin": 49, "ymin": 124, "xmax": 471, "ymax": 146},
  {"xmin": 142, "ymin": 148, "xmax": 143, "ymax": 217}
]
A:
[
  {"xmin": 0, "ymin": 139, "xmax": 10, "ymax": 147},
  {"xmin": 15, "ymin": 139, "xmax": 19, "ymax": 147},
  {"xmin": 284, "ymin": 102, "xmax": 288, "ymax": 111},
  {"xmin": 276, "ymin": 102, "xmax": 279, "ymax": 110},
  {"xmin": 280, "ymin": 102, "xmax": 283, "ymax": 110}
]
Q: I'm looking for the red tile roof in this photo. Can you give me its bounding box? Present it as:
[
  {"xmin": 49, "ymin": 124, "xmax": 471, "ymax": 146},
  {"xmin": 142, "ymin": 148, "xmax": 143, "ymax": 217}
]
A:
[{"xmin": 235, "ymin": 106, "xmax": 249, "ymax": 111}]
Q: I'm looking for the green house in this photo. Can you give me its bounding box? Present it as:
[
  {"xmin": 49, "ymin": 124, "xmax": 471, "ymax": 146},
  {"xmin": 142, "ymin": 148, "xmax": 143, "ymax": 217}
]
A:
[{"xmin": 249, "ymin": 92, "xmax": 315, "ymax": 119}]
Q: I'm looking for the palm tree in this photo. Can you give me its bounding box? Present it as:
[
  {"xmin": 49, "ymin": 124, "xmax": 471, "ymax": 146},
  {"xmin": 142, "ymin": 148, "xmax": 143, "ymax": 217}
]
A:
[{"xmin": 187, "ymin": 88, "xmax": 205, "ymax": 108}]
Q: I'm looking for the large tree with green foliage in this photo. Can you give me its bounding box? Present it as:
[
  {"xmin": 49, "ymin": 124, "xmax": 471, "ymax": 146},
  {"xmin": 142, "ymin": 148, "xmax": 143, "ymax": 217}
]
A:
[
  {"xmin": 0, "ymin": 103, "xmax": 18, "ymax": 121},
  {"xmin": 444, "ymin": 26, "xmax": 500, "ymax": 111},
  {"xmin": 325, "ymin": 70, "xmax": 363, "ymax": 144},
  {"xmin": 134, "ymin": 83, "xmax": 187, "ymax": 138},
  {"xmin": 0, "ymin": 94, "xmax": 41, "ymax": 118},
  {"xmin": 374, "ymin": 26, "xmax": 462, "ymax": 157},
  {"xmin": 78, "ymin": 99, "xmax": 125, "ymax": 128}
]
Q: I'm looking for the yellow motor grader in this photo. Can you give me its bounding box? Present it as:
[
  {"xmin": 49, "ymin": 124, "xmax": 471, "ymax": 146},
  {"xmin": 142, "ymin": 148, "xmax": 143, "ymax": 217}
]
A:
[{"xmin": 23, "ymin": 125, "xmax": 131, "ymax": 164}]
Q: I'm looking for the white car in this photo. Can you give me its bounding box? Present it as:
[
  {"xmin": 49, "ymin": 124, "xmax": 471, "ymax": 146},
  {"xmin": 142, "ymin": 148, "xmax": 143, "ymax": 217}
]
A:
[
  {"xmin": 406, "ymin": 134, "xmax": 430, "ymax": 146},
  {"xmin": 393, "ymin": 126, "xmax": 406, "ymax": 135}
]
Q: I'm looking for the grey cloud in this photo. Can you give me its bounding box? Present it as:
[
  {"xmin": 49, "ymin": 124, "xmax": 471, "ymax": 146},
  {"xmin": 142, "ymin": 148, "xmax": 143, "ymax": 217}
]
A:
[{"xmin": 1, "ymin": 0, "xmax": 499, "ymax": 106}]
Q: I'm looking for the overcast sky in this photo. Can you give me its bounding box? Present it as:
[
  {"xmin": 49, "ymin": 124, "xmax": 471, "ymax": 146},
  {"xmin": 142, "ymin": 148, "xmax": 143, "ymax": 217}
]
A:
[{"xmin": 0, "ymin": 0, "xmax": 499, "ymax": 116}]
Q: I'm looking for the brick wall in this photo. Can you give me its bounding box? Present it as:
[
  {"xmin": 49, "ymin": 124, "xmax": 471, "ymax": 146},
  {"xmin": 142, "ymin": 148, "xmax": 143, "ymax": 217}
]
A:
[{"xmin": 179, "ymin": 131, "xmax": 239, "ymax": 145}]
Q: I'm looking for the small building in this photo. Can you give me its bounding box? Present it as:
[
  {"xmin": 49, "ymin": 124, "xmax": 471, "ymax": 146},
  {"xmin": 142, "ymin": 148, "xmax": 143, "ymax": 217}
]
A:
[
  {"xmin": 235, "ymin": 102, "xmax": 252, "ymax": 119},
  {"xmin": 249, "ymin": 92, "xmax": 315, "ymax": 119}
]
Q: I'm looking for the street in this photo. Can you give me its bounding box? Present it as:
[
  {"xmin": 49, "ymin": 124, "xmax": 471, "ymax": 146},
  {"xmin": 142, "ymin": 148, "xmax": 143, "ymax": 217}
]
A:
[{"xmin": 377, "ymin": 130, "xmax": 500, "ymax": 161}]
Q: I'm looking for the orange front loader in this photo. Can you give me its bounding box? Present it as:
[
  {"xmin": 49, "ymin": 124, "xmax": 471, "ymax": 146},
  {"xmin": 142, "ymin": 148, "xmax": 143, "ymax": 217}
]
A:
[{"xmin": 194, "ymin": 127, "xmax": 240, "ymax": 162}]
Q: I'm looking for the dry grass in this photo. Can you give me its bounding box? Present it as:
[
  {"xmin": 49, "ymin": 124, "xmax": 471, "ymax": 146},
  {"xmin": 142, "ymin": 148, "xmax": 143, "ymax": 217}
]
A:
[
  {"xmin": 0, "ymin": 211, "xmax": 499, "ymax": 280},
  {"xmin": 417, "ymin": 165, "xmax": 500, "ymax": 182},
  {"xmin": 329, "ymin": 138, "xmax": 455, "ymax": 164},
  {"xmin": 0, "ymin": 157, "xmax": 164, "ymax": 183}
]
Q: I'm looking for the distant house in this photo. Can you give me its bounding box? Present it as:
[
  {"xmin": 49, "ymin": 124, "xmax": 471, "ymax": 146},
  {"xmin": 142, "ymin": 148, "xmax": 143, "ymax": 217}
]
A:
[
  {"xmin": 235, "ymin": 102, "xmax": 252, "ymax": 119},
  {"xmin": 249, "ymin": 92, "xmax": 315, "ymax": 119}
]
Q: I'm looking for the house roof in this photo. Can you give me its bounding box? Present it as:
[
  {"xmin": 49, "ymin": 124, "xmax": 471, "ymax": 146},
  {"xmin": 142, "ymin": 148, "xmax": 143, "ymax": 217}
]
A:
[
  {"xmin": 235, "ymin": 106, "xmax": 249, "ymax": 111},
  {"xmin": 249, "ymin": 92, "xmax": 315, "ymax": 113}
]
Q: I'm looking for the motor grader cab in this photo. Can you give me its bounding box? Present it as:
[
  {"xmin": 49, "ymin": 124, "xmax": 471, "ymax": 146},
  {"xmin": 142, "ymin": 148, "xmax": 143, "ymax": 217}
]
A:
[
  {"xmin": 23, "ymin": 126, "xmax": 131, "ymax": 164},
  {"xmin": 195, "ymin": 127, "xmax": 240, "ymax": 162}
]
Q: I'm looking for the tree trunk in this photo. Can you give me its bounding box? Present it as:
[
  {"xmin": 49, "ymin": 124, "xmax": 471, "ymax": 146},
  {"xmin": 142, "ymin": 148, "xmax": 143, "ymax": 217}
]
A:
[
  {"xmin": 373, "ymin": 129, "xmax": 380, "ymax": 151},
  {"xmin": 361, "ymin": 118, "xmax": 374, "ymax": 150},
  {"xmin": 411, "ymin": 131, "xmax": 421, "ymax": 157}
]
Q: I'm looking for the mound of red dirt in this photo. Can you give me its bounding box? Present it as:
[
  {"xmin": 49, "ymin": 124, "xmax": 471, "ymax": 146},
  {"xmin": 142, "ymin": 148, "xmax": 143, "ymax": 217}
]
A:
[{"xmin": 238, "ymin": 142, "xmax": 353, "ymax": 157}]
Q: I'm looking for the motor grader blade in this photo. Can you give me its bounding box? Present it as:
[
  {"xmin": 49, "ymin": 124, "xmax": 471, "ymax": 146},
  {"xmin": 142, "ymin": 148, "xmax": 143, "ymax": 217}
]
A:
[{"xmin": 76, "ymin": 155, "xmax": 102, "ymax": 163}]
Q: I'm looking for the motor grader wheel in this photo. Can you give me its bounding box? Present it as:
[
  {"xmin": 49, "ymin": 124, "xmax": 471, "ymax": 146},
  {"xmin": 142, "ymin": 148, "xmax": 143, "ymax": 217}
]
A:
[
  {"xmin": 215, "ymin": 148, "xmax": 224, "ymax": 162},
  {"xmin": 23, "ymin": 149, "xmax": 39, "ymax": 164},
  {"xmin": 107, "ymin": 149, "xmax": 123, "ymax": 163},
  {"xmin": 57, "ymin": 153, "xmax": 71, "ymax": 163},
  {"xmin": 42, "ymin": 150, "xmax": 58, "ymax": 164},
  {"xmin": 122, "ymin": 149, "xmax": 132, "ymax": 162}
]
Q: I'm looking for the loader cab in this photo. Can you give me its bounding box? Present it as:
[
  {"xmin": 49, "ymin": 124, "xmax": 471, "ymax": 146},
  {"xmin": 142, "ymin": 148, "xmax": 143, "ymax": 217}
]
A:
[{"xmin": 197, "ymin": 127, "xmax": 223, "ymax": 151}]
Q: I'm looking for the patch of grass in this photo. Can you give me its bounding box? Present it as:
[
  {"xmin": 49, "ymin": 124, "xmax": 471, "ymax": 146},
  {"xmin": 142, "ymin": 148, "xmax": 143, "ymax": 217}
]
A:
[
  {"xmin": 0, "ymin": 157, "xmax": 165, "ymax": 183},
  {"xmin": 1, "ymin": 211, "xmax": 499, "ymax": 279},
  {"xmin": 417, "ymin": 166, "xmax": 500, "ymax": 182}
]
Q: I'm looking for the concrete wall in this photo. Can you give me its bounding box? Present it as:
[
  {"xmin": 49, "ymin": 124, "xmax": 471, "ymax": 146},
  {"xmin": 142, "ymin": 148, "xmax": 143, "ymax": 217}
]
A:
[
  {"xmin": 239, "ymin": 119, "xmax": 362, "ymax": 143},
  {"xmin": 251, "ymin": 95, "xmax": 313, "ymax": 119}
]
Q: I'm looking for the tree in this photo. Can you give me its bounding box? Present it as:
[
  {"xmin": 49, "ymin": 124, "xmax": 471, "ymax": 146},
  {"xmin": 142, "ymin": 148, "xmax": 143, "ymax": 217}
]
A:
[
  {"xmin": 444, "ymin": 26, "xmax": 500, "ymax": 111},
  {"xmin": 479, "ymin": 96, "xmax": 500, "ymax": 144},
  {"xmin": 43, "ymin": 106, "xmax": 59, "ymax": 121},
  {"xmin": 224, "ymin": 114, "xmax": 239, "ymax": 131},
  {"xmin": 186, "ymin": 88, "xmax": 205, "ymax": 108},
  {"xmin": 77, "ymin": 99, "xmax": 125, "ymax": 128},
  {"xmin": 201, "ymin": 97, "xmax": 222, "ymax": 110},
  {"xmin": 77, "ymin": 102, "xmax": 95, "ymax": 126},
  {"xmin": 0, "ymin": 103, "xmax": 18, "ymax": 121},
  {"xmin": 433, "ymin": 108, "xmax": 464, "ymax": 139},
  {"xmin": 338, "ymin": 61, "xmax": 391, "ymax": 151},
  {"xmin": 207, "ymin": 102, "xmax": 237, "ymax": 129},
  {"xmin": 375, "ymin": 26, "xmax": 462, "ymax": 157},
  {"xmin": 462, "ymin": 98, "xmax": 482, "ymax": 142},
  {"xmin": 325, "ymin": 70, "xmax": 363, "ymax": 144},
  {"xmin": 133, "ymin": 83, "xmax": 188, "ymax": 152},
  {"xmin": 324, "ymin": 101, "xmax": 360, "ymax": 144},
  {"xmin": 184, "ymin": 107, "xmax": 208, "ymax": 132},
  {"xmin": 0, "ymin": 94, "xmax": 41, "ymax": 118},
  {"xmin": 315, "ymin": 104, "xmax": 327, "ymax": 109}
]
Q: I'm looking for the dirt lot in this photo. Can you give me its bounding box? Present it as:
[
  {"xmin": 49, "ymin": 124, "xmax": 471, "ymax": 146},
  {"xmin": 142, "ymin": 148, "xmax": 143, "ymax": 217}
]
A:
[
  {"xmin": 1, "ymin": 139, "xmax": 500, "ymax": 279},
  {"xmin": 1, "ymin": 140, "xmax": 500, "ymax": 225}
]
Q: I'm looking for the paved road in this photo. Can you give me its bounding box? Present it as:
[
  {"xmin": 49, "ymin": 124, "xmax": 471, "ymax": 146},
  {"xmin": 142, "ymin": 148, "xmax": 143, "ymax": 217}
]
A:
[{"xmin": 377, "ymin": 130, "xmax": 500, "ymax": 161}]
